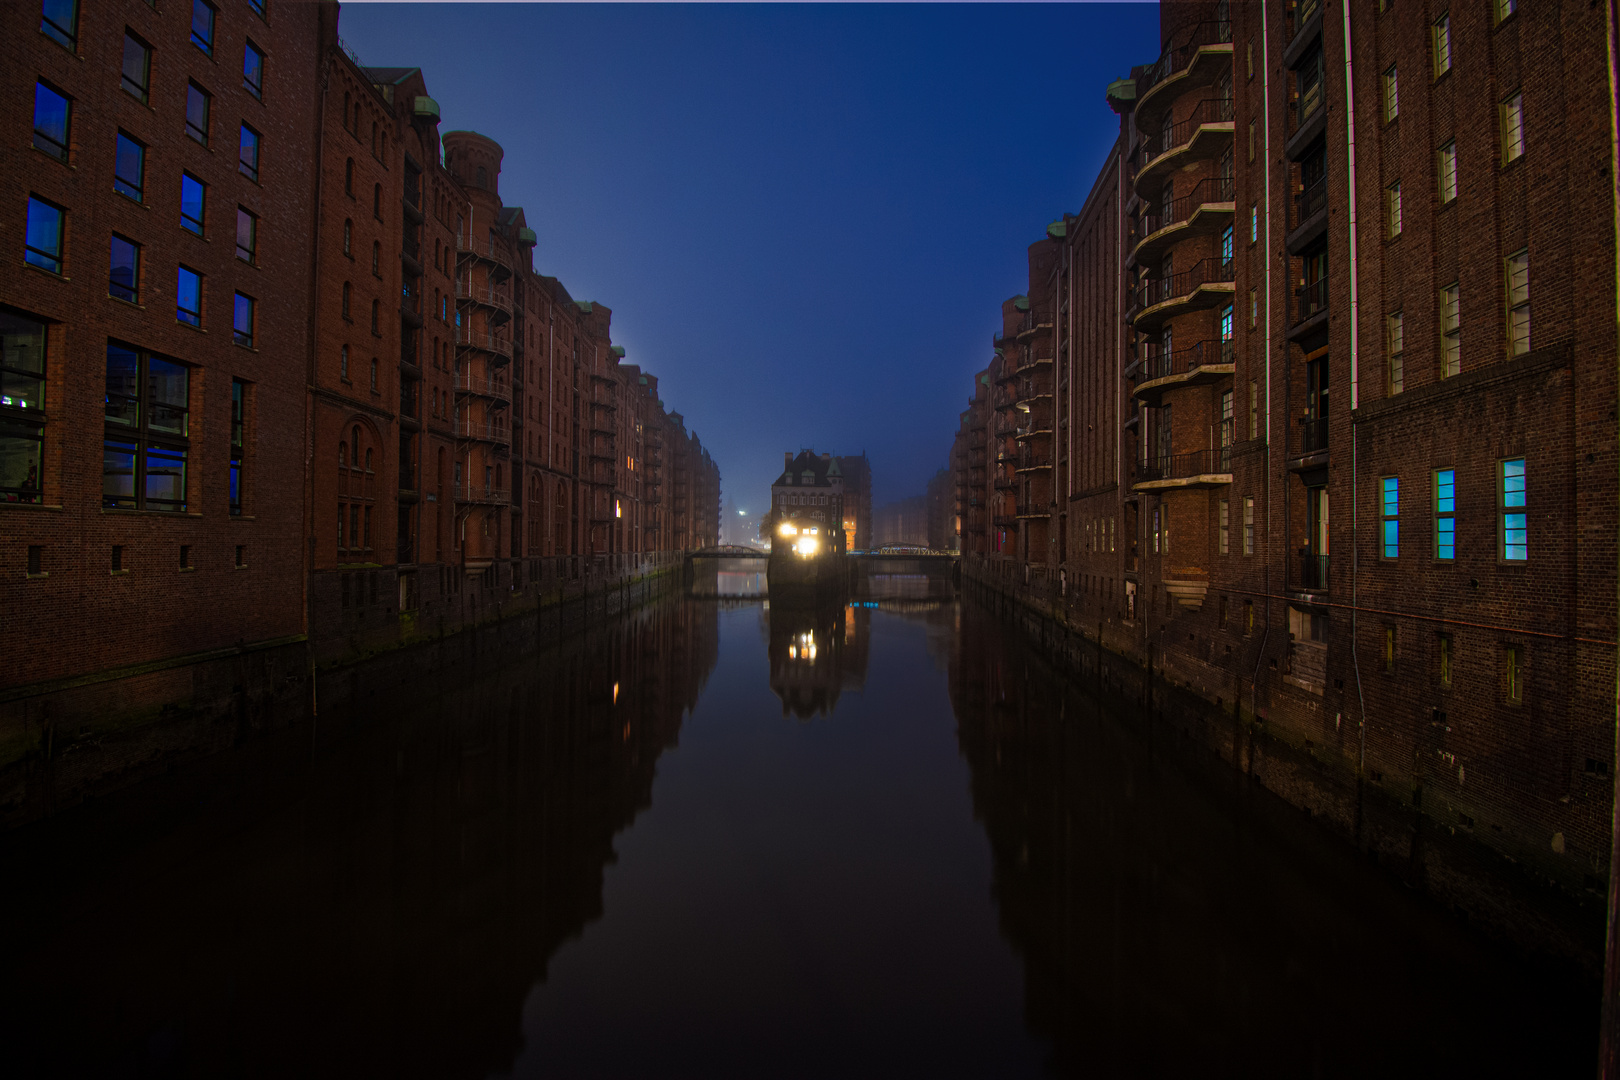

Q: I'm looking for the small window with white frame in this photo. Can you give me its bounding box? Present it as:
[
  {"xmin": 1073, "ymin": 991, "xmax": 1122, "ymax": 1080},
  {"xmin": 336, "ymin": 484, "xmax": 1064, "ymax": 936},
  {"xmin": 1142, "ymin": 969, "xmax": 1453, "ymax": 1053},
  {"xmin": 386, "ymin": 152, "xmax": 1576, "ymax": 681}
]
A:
[
  {"xmin": 1386, "ymin": 311, "xmax": 1404, "ymax": 394},
  {"xmin": 1505, "ymin": 249, "xmax": 1529, "ymax": 356},
  {"xmin": 1438, "ymin": 141, "xmax": 1458, "ymax": 203},
  {"xmin": 1440, "ymin": 283, "xmax": 1461, "ymax": 377},
  {"xmin": 1501, "ymin": 91, "xmax": 1524, "ymax": 163},
  {"xmin": 1433, "ymin": 14, "xmax": 1451, "ymax": 76}
]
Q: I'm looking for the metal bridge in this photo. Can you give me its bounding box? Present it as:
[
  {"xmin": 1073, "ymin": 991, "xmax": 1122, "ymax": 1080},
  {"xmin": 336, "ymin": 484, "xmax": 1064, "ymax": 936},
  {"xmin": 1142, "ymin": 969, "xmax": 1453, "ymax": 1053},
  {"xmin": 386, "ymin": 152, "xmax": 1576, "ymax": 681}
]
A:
[{"xmin": 686, "ymin": 546, "xmax": 959, "ymax": 565}]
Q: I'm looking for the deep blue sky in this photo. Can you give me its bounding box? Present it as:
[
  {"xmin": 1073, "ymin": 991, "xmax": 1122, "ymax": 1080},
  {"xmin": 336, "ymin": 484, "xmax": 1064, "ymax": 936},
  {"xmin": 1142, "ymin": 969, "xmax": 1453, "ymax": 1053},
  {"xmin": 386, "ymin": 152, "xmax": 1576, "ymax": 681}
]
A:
[{"xmin": 340, "ymin": 3, "xmax": 1159, "ymax": 515}]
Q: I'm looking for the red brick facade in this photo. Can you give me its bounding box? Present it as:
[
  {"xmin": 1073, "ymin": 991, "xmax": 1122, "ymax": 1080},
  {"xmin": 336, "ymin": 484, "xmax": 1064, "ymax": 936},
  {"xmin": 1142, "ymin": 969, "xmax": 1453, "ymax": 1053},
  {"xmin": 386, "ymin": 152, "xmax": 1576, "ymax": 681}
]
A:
[
  {"xmin": 953, "ymin": 0, "xmax": 1618, "ymax": 900},
  {"xmin": 2, "ymin": 2, "xmax": 720, "ymax": 731}
]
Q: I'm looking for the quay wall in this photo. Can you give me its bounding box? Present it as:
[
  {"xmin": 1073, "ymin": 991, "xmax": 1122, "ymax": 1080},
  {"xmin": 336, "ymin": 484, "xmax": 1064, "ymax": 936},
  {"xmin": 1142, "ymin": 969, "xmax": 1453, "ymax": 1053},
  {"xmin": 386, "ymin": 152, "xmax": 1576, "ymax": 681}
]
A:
[
  {"xmin": 963, "ymin": 560, "xmax": 1605, "ymax": 971},
  {"xmin": 0, "ymin": 554, "xmax": 681, "ymax": 831}
]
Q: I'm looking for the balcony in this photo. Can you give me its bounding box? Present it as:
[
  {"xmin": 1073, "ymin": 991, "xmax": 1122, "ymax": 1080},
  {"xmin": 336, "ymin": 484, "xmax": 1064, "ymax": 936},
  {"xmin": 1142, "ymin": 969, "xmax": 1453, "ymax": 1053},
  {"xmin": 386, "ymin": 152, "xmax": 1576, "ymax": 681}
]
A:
[
  {"xmin": 453, "ymin": 480, "xmax": 510, "ymax": 505},
  {"xmin": 1132, "ymin": 176, "xmax": 1235, "ymax": 266},
  {"xmin": 456, "ymin": 280, "xmax": 512, "ymax": 320},
  {"xmin": 455, "ymin": 325, "xmax": 514, "ymax": 361},
  {"xmin": 1014, "ymin": 312, "xmax": 1053, "ymax": 343},
  {"xmin": 1285, "ymin": 79, "xmax": 1327, "ymax": 161},
  {"xmin": 1290, "ymin": 276, "xmax": 1329, "ymax": 336},
  {"xmin": 1284, "ymin": 0, "xmax": 1326, "ymax": 64},
  {"xmin": 1014, "ymin": 451, "xmax": 1053, "ymax": 473},
  {"xmin": 993, "ymin": 472, "xmax": 1017, "ymax": 491},
  {"xmin": 1286, "ymin": 174, "xmax": 1329, "ymax": 254},
  {"xmin": 1135, "ymin": 97, "xmax": 1234, "ymax": 196},
  {"xmin": 1135, "ymin": 20, "xmax": 1234, "ymax": 135},
  {"xmin": 1133, "ymin": 339, "xmax": 1235, "ymax": 403},
  {"xmin": 1129, "ymin": 257, "xmax": 1235, "ymax": 335},
  {"xmin": 992, "ymin": 514, "xmax": 1019, "ymax": 529},
  {"xmin": 453, "ymin": 369, "xmax": 511, "ymax": 403},
  {"xmin": 455, "ymin": 234, "xmax": 511, "ymax": 279},
  {"xmin": 454, "ymin": 416, "xmax": 511, "ymax": 445},
  {"xmin": 1288, "ymin": 416, "xmax": 1329, "ymax": 469},
  {"xmin": 1133, "ymin": 448, "xmax": 1233, "ymax": 491},
  {"xmin": 1295, "ymin": 549, "xmax": 1330, "ymax": 593}
]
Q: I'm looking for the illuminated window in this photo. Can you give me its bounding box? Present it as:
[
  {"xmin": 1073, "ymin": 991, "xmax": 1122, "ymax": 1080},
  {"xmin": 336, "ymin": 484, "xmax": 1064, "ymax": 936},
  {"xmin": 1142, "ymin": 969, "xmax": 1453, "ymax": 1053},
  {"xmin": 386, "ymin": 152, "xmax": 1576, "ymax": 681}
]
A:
[
  {"xmin": 1505, "ymin": 249, "xmax": 1530, "ymax": 356},
  {"xmin": 1440, "ymin": 283, "xmax": 1461, "ymax": 376},
  {"xmin": 1434, "ymin": 469, "xmax": 1456, "ymax": 559},
  {"xmin": 1438, "ymin": 141, "xmax": 1457, "ymax": 203},
  {"xmin": 1500, "ymin": 458, "xmax": 1526, "ymax": 561},
  {"xmin": 1387, "ymin": 312, "xmax": 1404, "ymax": 394},
  {"xmin": 104, "ymin": 341, "xmax": 189, "ymax": 512},
  {"xmin": 1381, "ymin": 476, "xmax": 1399, "ymax": 557},
  {"xmin": 1382, "ymin": 65, "xmax": 1398, "ymax": 122},
  {"xmin": 1386, "ymin": 181, "xmax": 1402, "ymax": 238},
  {"xmin": 32, "ymin": 82, "xmax": 70, "ymax": 161},
  {"xmin": 1432, "ymin": 14, "xmax": 1451, "ymax": 76},
  {"xmin": 1501, "ymin": 92, "xmax": 1524, "ymax": 163}
]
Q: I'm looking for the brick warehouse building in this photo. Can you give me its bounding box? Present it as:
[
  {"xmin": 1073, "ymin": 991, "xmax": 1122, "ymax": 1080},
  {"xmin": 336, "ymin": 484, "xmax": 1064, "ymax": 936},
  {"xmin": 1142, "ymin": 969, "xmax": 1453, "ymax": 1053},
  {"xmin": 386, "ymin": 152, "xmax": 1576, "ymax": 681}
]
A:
[
  {"xmin": 1, "ymin": 3, "xmax": 720, "ymax": 743},
  {"xmin": 952, "ymin": 0, "xmax": 1618, "ymax": 927}
]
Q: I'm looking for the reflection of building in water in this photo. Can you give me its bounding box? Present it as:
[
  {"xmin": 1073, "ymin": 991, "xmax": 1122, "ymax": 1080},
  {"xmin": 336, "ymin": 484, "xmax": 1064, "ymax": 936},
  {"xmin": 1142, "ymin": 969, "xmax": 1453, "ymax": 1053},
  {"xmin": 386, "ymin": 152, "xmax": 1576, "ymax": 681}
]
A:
[
  {"xmin": 767, "ymin": 601, "xmax": 869, "ymax": 718},
  {"xmin": 0, "ymin": 598, "xmax": 720, "ymax": 1080}
]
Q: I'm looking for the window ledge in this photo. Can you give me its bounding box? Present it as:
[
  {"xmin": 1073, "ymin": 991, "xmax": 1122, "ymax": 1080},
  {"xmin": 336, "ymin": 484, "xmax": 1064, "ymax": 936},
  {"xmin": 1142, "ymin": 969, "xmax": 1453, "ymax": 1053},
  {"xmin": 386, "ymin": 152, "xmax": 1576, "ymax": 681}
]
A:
[
  {"xmin": 179, "ymin": 566, "xmax": 197, "ymax": 573},
  {"xmin": 1, "ymin": 502, "xmax": 64, "ymax": 512},
  {"xmin": 23, "ymin": 263, "xmax": 68, "ymax": 283},
  {"xmin": 231, "ymin": 515, "xmax": 257, "ymax": 522},
  {"xmin": 178, "ymin": 321, "xmax": 207, "ymax": 334},
  {"xmin": 116, "ymin": 192, "xmax": 150, "ymax": 211},
  {"xmin": 110, "ymin": 296, "xmax": 146, "ymax": 311},
  {"xmin": 110, "ymin": 569, "xmax": 130, "ymax": 576},
  {"xmin": 25, "ymin": 572, "xmax": 49, "ymax": 581},
  {"xmin": 235, "ymin": 341, "xmax": 259, "ymax": 353},
  {"xmin": 101, "ymin": 508, "xmax": 203, "ymax": 518},
  {"xmin": 33, "ymin": 146, "xmax": 72, "ymax": 169}
]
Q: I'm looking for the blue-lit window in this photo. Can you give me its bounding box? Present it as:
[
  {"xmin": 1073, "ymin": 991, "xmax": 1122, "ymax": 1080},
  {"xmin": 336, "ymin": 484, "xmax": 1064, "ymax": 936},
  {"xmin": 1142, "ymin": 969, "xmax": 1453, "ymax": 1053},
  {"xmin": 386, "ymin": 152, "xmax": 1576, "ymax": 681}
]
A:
[
  {"xmin": 40, "ymin": 0, "xmax": 78, "ymax": 49},
  {"xmin": 1500, "ymin": 458, "xmax": 1527, "ymax": 560},
  {"xmin": 230, "ymin": 379, "xmax": 246, "ymax": 515},
  {"xmin": 181, "ymin": 173, "xmax": 207, "ymax": 235},
  {"xmin": 243, "ymin": 40, "xmax": 265, "ymax": 98},
  {"xmin": 1221, "ymin": 224, "xmax": 1234, "ymax": 267},
  {"xmin": 114, "ymin": 132, "xmax": 145, "ymax": 202},
  {"xmin": 109, "ymin": 234, "xmax": 140, "ymax": 303},
  {"xmin": 0, "ymin": 314, "xmax": 48, "ymax": 505},
  {"xmin": 32, "ymin": 82, "xmax": 70, "ymax": 161},
  {"xmin": 190, "ymin": 0, "xmax": 216, "ymax": 55},
  {"xmin": 233, "ymin": 292, "xmax": 254, "ymax": 347},
  {"xmin": 104, "ymin": 342, "xmax": 189, "ymax": 512},
  {"xmin": 1434, "ymin": 468, "xmax": 1456, "ymax": 560},
  {"xmin": 177, "ymin": 265, "xmax": 203, "ymax": 326},
  {"xmin": 248, "ymin": 0, "xmax": 265, "ymax": 17},
  {"xmin": 24, "ymin": 196, "xmax": 64, "ymax": 274},
  {"xmin": 1249, "ymin": 204, "xmax": 1257, "ymax": 243},
  {"xmin": 1381, "ymin": 476, "xmax": 1399, "ymax": 558},
  {"xmin": 239, "ymin": 124, "xmax": 261, "ymax": 181}
]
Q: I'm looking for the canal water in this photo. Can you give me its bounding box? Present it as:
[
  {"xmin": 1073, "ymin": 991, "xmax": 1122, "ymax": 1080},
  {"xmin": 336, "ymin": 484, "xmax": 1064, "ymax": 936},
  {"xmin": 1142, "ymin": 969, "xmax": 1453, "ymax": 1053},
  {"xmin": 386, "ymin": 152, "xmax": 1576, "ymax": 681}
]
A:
[{"xmin": 0, "ymin": 586, "xmax": 1596, "ymax": 1078}]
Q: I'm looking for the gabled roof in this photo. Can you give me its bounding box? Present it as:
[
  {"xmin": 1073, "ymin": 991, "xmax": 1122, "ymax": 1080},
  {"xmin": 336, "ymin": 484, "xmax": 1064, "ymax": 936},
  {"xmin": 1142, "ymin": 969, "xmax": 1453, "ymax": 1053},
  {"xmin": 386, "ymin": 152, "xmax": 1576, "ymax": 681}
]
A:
[{"xmin": 774, "ymin": 450, "xmax": 840, "ymax": 488}]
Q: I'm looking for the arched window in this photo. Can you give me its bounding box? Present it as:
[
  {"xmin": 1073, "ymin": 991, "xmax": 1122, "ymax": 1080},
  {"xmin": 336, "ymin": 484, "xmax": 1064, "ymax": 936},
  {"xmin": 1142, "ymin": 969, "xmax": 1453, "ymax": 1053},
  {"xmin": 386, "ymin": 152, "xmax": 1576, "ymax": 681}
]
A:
[
  {"xmin": 371, "ymin": 120, "xmax": 378, "ymax": 156},
  {"xmin": 342, "ymin": 218, "xmax": 352, "ymax": 256},
  {"xmin": 340, "ymin": 345, "xmax": 349, "ymax": 380},
  {"xmin": 372, "ymin": 240, "xmax": 380, "ymax": 274},
  {"xmin": 370, "ymin": 299, "xmax": 379, "ymax": 333},
  {"xmin": 345, "ymin": 158, "xmax": 353, "ymax": 196},
  {"xmin": 373, "ymin": 183, "xmax": 382, "ymax": 219},
  {"xmin": 364, "ymin": 447, "xmax": 373, "ymax": 472},
  {"xmin": 341, "ymin": 282, "xmax": 351, "ymax": 318},
  {"xmin": 339, "ymin": 441, "xmax": 347, "ymax": 467},
  {"xmin": 352, "ymin": 102, "xmax": 361, "ymax": 132},
  {"xmin": 475, "ymin": 166, "xmax": 487, "ymax": 188},
  {"xmin": 343, "ymin": 92, "xmax": 351, "ymax": 131}
]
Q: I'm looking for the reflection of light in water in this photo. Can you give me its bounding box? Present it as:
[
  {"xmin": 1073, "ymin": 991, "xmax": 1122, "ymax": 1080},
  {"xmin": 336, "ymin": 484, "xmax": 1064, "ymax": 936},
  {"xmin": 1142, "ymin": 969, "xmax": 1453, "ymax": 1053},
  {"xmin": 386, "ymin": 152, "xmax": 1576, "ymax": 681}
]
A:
[
  {"xmin": 787, "ymin": 632, "xmax": 817, "ymax": 662},
  {"xmin": 612, "ymin": 681, "xmax": 619, "ymax": 704}
]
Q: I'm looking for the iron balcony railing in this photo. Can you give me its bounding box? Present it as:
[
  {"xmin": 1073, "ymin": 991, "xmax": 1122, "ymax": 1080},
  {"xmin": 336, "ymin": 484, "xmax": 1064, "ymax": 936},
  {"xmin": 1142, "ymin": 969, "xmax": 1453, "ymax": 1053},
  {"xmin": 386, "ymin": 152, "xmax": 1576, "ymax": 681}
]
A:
[
  {"xmin": 453, "ymin": 370, "xmax": 511, "ymax": 400},
  {"xmin": 1294, "ymin": 277, "xmax": 1329, "ymax": 324},
  {"xmin": 454, "ymin": 325, "xmax": 513, "ymax": 359},
  {"xmin": 1139, "ymin": 338, "xmax": 1235, "ymax": 382},
  {"xmin": 1138, "ymin": 447, "xmax": 1233, "ymax": 483},
  {"xmin": 453, "ymin": 480, "xmax": 510, "ymax": 505},
  {"xmin": 455, "ymin": 234, "xmax": 507, "ymax": 264},
  {"xmin": 1295, "ymin": 174, "xmax": 1328, "ymax": 228},
  {"xmin": 1290, "ymin": 76, "xmax": 1325, "ymax": 137},
  {"xmin": 1014, "ymin": 450, "xmax": 1053, "ymax": 471},
  {"xmin": 1139, "ymin": 176, "xmax": 1235, "ymax": 238},
  {"xmin": 1141, "ymin": 98, "xmax": 1234, "ymax": 170},
  {"xmin": 456, "ymin": 281, "xmax": 512, "ymax": 315},
  {"xmin": 993, "ymin": 514, "xmax": 1019, "ymax": 528},
  {"xmin": 454, "ymin": 416, "xmax": 510, "ymax": 443},
  {"xmin": 1291, "ymin": 416, "xmax": 1329, "ymax": 458},
  {"xmin": 1137, "ymin": 19, "xmax": 1234, "ymax": 101},
  {"xmin": 1134, "ymin": 256, "xmax": 1235, "ymax": 312},
  {"xmin": 1297, "ymin": 549, "xmax": 1330, "ymax": 591}
]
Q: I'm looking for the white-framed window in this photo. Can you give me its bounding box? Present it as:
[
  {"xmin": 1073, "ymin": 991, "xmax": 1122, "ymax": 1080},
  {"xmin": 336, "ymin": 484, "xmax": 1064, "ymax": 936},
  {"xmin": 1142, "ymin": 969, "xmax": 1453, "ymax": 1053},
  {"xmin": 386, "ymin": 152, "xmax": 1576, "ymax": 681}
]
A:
[
  {"xmin": 1433, "ymin": 14, "xmax": 1451, "ymax": 76},
  {"xmin": 1505, "ymin": 249, "xmax": 1530, "ymax": 356},
  {"xmin": 1440, "ymin": 283, "xmax": 1461, "ymax": 377},
  {"xmin": 1495, "ymin": 0, "xmax": 1517, "ymax": 23},
  {"xmin": 1438, "ymin": 141, "xmax": 1458, "ymax": 203},
  {"xmin": 1219, "ymin": 499, "xmax": 1230, "ymax": 554},
  {"xmin": 1501, "ymin": 92, "xmax": 1525, "ymax": 163},
  {"xmin": 1382, "ymin": 65, "xmax": 1399, "ymax": 122},
  {"xmin": 1387, "ymin": 181, "xmax": 1402, "ymax": 238},
  {"xmin": 1387, "ymin": 311, "xmax": 1404, "ymax": 394},
  {"xmin": 1499, "ymin": 457, "xmax": 1527, "ymax": 561},
  {"xmin": 1243, "ymin": 495, "xmax": 1255, "ymax": 555}
]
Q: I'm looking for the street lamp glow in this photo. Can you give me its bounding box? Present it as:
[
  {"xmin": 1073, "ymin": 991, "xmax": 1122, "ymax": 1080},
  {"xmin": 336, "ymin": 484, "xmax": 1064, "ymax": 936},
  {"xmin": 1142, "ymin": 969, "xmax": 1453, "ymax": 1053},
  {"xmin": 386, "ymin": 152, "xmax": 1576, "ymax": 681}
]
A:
[
  {"xmin": 794, "ymin": 536, "xmax": 819, "ymax": 556},
  {"xmin": 779, "ymin": 523, "xmax": 798, "ymax": 537}
]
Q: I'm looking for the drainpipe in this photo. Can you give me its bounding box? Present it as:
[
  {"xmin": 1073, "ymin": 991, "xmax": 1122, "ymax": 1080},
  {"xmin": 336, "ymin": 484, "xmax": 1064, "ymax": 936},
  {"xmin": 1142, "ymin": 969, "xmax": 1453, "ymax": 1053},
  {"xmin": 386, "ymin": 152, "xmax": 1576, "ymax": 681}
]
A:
[
  {"xmin": 1341, "ymin": 0, "xmax": 1369, "ymax": 772},
  {"xmin": 1253, "ymin": 0, "xmax": 1275, "ymax": 722},
  {"xmin": 304, "ymin": 36, "xmax": 333, "ymax": 717},
  {"xmin": 1599, "ymin": 0, "xmax": 1620, "ymax": 1072}
]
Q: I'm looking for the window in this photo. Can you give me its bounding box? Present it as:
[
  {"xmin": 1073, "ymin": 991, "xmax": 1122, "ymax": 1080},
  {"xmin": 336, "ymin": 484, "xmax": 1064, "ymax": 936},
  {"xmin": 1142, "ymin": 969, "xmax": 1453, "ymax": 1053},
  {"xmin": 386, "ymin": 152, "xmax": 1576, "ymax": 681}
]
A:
[
  {"xmin": 341, "ymin": 281, "xmax": 351, "ymax": 318},
  {"xmin": 345, "ymin": 158, "xmax": 354, "ymax": 196},
  {"xmin": 1438, "ymin": 633, "xmax": 1453, "ymax": 688},
  {"xmin": 177, "ymin": 266, "xmax": 203, "ymax": 326},
  {"xmin": 373, "ymin": 183, "xmax": 382, "ymax": 219},
  {"xmin": 1219, "ymin": 499, "xmax": 1230, "ymax": 554},
  {"xmin": 1381, "ymin": 476, "xmax": 1399, "ymax": 557},
  {"xmin": 1506, "ymin": 249, "xmax": 1530, "ymax": 356},
  {"xmin": 32, "ymin": 82, "xmax": 70, "ymax": 161},
  {"xmin": 24, "ymin": 196, "xmax": 64, "ymax": 274},
  {"xmin": 1500, "ymin": 457, "xmax": 1527, "ymax": 560},
  {"xmin": 1434, "ymin": 468, "xmax": 1456, "ymax": 559},
  {"xmin": 233, "ymin": 292, "xmax": 255, "ymax": 347},
  {"xmin": 114, "ymin": 132, "xmax": 145, "ymax": 202},
  {"xmin": 110, "ymin": 545, "xmax": 123, "ymax": 572},
  {"xmin": 243, "ymin": 40, "xmax": 265, "ymax": 98},
  {"xmin": 372, "ymin": 240, "xmax": 380, "ymax": 275},
  {"xmin": 1386, "ymin": 181, "xmax": 1402, "ymax": 238},
  {"xmin": 40, "ymin": 0, "xmax": 78, "ymax": 49},
  {"xmin": 122, "ymin": 33, "xmax": 151, "ymax": 103},
  {"xmin": 1501, "ymin": 92, "xmax": 1524, "ymax": 163},
  {"xmin": 239, "ymin": 124, "xmax": 261, "ymax": 182},
  {"xmin": 1386, "ymin": 312, "xmax": 1404, "ymax": 394},
  {"xmin": 185, "ymin": 82, "xmax": 211, "ymax": 145},
  {"xmin": 180, "ymin": 174, "xmax": 206, "ymax": 235},
  {"xmin": 370, "ymin": 299, "xmax": 379, "ymax": 333},
  {"xmin": 248, "ymin": 0, "xmax": 265, "ymax": 18},
  {"xmin": 1505, "ymin": 646, "xmax": 1522, "ymax": 703},
  {"xmin": 1247, "ymin": 119, "xmax": 1256, "ymax": 162},
  {"xmin": 109, "ymin": 234, "xmax": 140, "ymax": 303},
  {"xmin": 1433, "ymin": 14, "xmax": 1451, "ymax": 76},
  {"xmin": 1243, "ymin": 495, "xmax": 1255, "ymax": 555},
  {"xmin": 1219, "ymin": 303, "xmax": 1234, "ymax": 356},
  {"xmin": 1221, "ymin": 224, "xmax": 1234, "ymax": 266},
  {"xmin": 236, "ymin": 208, "xmax": 257, "ymax": 263},
  {"xmin": 1495, "ymin": 0, "xmax": 1517, "ymax": 23},
  {"xmin": 190, "ymin": 0, "xmax": 215, "ymax": 55},
  {"xmin": 104, "ymin": 342, "xmax": 189, "ymax": 512},
  {"xmin": 1249, "ymin": 204, "xmax": 1258, "ymax": 243},
  {"xmin": 370, "ymin": 357, "xmax": 378, "ymax": 390},
  {"xmin": 1383, "ymin": 626, "xmax": 1396, "ymax": 672},
  {"xmin": 1438, "ymin": 141, "xmax": 1457, "ymax": 203},
  {"xmin": 1382, "ymin": 65, "xmax": 1398, "ymax": 122},
  {"xmin": 1249, "ymin": 287, "xmax": 1258, "ymax": 328},
  {"xmin": 1248, "ymin": 380, "xmax": 1259, "ymax": 440},
  {"xmin": 179, "ymin": 545, "xmax": 191, "ymax": 569},
  {"xmin": 1440, "ymin": 283, "xmax": 1461, "ymax": 376},
  {"xmin": 0, "ymin": 313, "xmax": 48, "ymax": 504},
  {"xmin": 230, "ymin": 379, "xmax": 246, "ymax": 515},
  {"xmin": 1244, "ymin": 598, "xmax": 1254, "ymax": 634},
  {"xmin": 343, "ymin": 219, "xmax": 352, "ymax": 256}
]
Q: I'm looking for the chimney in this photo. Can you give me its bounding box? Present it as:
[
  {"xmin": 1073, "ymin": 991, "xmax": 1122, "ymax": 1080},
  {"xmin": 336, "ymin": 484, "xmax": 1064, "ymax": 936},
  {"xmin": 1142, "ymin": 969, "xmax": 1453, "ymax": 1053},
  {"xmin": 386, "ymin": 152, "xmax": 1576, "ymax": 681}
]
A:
[{"xmin": 784, "ymin": 452, "xmax": 792, "ymax": 469}]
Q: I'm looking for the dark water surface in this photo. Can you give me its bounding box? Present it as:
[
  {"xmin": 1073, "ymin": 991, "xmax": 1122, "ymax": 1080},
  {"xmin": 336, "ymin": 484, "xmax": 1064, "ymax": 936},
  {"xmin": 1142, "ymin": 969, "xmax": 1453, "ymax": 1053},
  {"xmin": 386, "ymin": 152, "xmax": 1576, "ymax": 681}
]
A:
[{"xmin": 0, "ymin": 595, "xmax": 1595, "ymax": 1078}]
